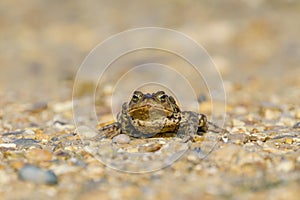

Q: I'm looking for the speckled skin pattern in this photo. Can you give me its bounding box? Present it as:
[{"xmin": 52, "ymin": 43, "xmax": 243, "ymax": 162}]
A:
[{"xmin": 99, "ymin": 91, "xmax": 208, "ymax": 140}]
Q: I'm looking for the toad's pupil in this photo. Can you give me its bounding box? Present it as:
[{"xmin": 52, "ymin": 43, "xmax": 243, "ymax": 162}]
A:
[
  {"xmin": 159, "ymin": 94, "xmax": 167, "ymax": 100},
  {"xmin": 132, "ymin": 94, "xmax": 139, "ymax": 101}
]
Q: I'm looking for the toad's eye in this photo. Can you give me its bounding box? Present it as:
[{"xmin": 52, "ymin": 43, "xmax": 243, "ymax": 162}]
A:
[
  {"xmin": 132, "ymin": 93, "xmax": 141, "ymax": 102},
  {"xmin": 131, "ymin": 91, "xmax": 143, "ymax": 103},
  {"xmin": 158, "ymin": 94, "xmax": 168, "ymax": 102}
]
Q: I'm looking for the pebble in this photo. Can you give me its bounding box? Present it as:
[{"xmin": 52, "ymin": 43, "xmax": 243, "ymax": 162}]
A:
[
  {"xmin": 26, "ymin": 148, "xmax": 53, "ymax": 162},
  {"xmin": 52, "ymin": 164, "xmax": 81, "ymax": 175},
  {"xmin": 10, "ymin": 160, "xmax": 24, "ymax": 170},
  {"xmin": 2, "ymin": 130, "xmax": 24, "ymax": 136},
  {"xmin": 112, "ymin": 134, "xmax": 131, "ymax": 144},
  {"xmin": 52, "ymin": 101, "xmax": 73, "ymax": 113},
  {"xmin": 27, "ymin": 102, "xmax": 48, "ymax": 113},
  {"xmin": 228, "ymin": 133, "xmax": 248, "ymax": 144},
  {"xmin": 18, "ymin": 165, "xmax": 58, "ymax": 185},
  {"xmin": 248, "ymin": 132, "xmax": 269, "ymax": 142},
  {"xmin": 231, "ymin": 119, "xmax": 245, "ymax": 127},
  {"xmin": 260, "ymin": 105, "xmax": 282, "ymax": 120},
  {"xmin": 138, "ymin": 143, "xmax": 163, "ymax": 153},
  {"xmin": 212, "ymin": 145, "xmax": 241, "ymax": 165},
  {"xmin": 13, "ymin": 138, "xmax": 40, "ymax": 148},
  {"xmin": 76, "ymin": 126, "xmax": 98, "ymax": 138},
  {"xmin": 24, "ymin": 129, "xmax": 35, "ymax": 135},
  {"xmin": 276, "ymin": 160, "xmax": 295, "ymax": 173},
  {"xmin": 292, "ymin": 122, "xmax": 300, "ymax": 129},
  {"xmin": 54, "ymin": 122, "xmax": 75, "ymax": 131},
  {"xmin": 221, "ymin": 133, "xmax": 229, "ymax": 143},
  {"xmin": 285, "ymin": 138, "xmax": 293, "ymax": 144},
  {"xmin": 0, "ymin": 143, "xmax": 17, "ymax": 148},
  {"xmin": 187, "ymin": 153, "xmax": 199, "ymax": 163},
  {"xmin": 234, "ymin": 106, "xmax": 248, "ymax": 115}
]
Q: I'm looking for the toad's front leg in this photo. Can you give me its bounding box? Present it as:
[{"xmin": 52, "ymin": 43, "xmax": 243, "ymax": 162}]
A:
[
  {"xmin": 98, "ymin": 122, "xmax": 122, "ymax": 139},
  {"xmin": 176, "ymin": 111, "xmax": 199, "ymax": 142}
]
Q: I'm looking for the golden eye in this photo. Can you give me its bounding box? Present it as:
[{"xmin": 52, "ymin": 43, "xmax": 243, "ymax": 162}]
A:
[
  {"xmin": 132, "ymin": 91, "xmax": 143, "ymax": 102},
  {"xmin": 158, "ymin": 94, "xmax": 168, "ymax": 102},
  {"xmin": 132, "ymin": 93, "xmax": 140, "ymax": 102}
]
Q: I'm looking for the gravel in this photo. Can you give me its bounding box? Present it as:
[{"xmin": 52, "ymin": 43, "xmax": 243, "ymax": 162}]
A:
[{"xmin": 18, "ymin": 165, "xmax": 58, "ymax": 185}]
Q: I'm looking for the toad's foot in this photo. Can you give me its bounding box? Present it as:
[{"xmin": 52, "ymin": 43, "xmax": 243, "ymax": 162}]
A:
[
  {"xmin": 207, "ymin": 121, "xmax": 229, "ymax": 134},
  {"xmin": 98, "ymin": 122, "xmax": 121, "ymax": 139}
]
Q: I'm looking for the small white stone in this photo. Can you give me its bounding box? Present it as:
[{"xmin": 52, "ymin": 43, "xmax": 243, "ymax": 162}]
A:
[
  {"xmin": 52, "ymin": 101, "xmax": 73, "ymax": 113},
  {"xmin": 51, "ymin": 164, "xmax": 80, "ymax": 175},
  {"xmin": 232, "ymin": 119, "xmax": 245, "ymax": 127},
  {"xmin": 112, "ymin": 134, "xmax": 130, "ymax": 144},
  {"xmin": 24, "ymin": 129, "xmax": 35, "ymax": 135},
  {"xmin": 234, "ymin": 106, "xmax": 248, "ymax": 115},
  {"xmin": 0, "ymin": 143, "xmax": 16, "ymax": 148},
  {"xmin": 76, "ymin": 126, "xmax": 98, "ymax": 138},
  {"xmin": 194, "ymin": 164, "xmax": 203, "ymax": 171},
  {"xmin": 221, "ymin": 134, "xmax": 229, "ymax": 143},
  {"xmin": 276, "ymin": 160, "xmax": 295, "ymax": 173},
  {"xmin": 187, "ymin": 154, "xmax": 198, "ymax": 163}
]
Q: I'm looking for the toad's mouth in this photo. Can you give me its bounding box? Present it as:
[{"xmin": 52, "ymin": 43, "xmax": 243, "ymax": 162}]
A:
[{"xmin": 129, "ymin": 104, "xmax": 174, "ymax": 114}]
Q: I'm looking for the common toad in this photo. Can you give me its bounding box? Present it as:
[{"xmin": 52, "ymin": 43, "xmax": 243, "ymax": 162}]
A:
[{"xmin": 99, "ymin": 90, "xmax": 226, "ymax": 141}]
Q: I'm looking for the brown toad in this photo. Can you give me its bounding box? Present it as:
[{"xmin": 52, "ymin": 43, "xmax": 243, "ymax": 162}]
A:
[{"xmin": 99, "ymin": 90, "xmax": 226, "ymax": 141}]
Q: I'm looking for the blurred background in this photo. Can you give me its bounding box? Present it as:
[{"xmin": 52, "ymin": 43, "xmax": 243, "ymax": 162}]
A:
[{"xmin": 1, "ymin": 0, "xmax": 299, "ymax": 104}]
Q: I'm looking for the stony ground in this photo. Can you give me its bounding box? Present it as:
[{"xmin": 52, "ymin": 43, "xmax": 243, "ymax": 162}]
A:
[{"xmin": 0, "ymin": 1, "xmax": 300, "ymax": 200}]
